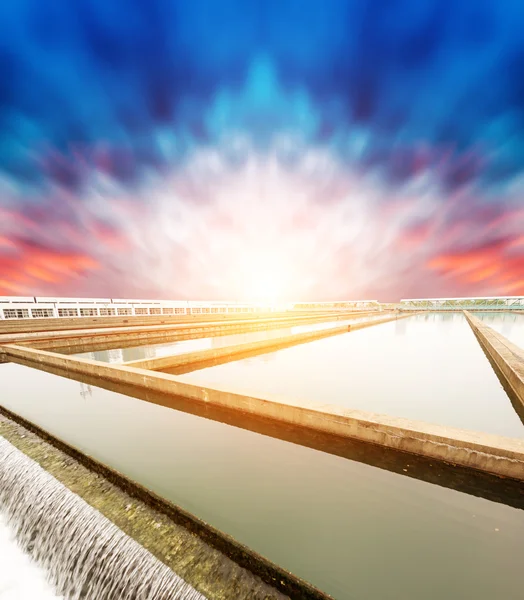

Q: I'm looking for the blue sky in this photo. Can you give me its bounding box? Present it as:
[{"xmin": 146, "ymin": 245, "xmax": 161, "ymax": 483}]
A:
[{"xmin": 0, "ymin": 0, "xmax": 523, "ymax": 301}]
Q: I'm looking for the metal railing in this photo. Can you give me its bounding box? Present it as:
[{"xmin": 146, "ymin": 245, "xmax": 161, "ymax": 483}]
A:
[{"xmin": 399, "ymin": 297, "xmax": 524, "ymax": 311}]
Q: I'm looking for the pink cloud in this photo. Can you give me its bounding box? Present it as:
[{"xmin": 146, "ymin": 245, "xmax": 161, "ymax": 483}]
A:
[{"xmin": 1, "ymin": 146, "xmax": 523, "ymax": 301}]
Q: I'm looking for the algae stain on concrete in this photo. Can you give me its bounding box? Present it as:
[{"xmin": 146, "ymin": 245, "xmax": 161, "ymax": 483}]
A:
[{"xmin": 0, "ymin": 415, "xmax": 292, "ymax": 600}]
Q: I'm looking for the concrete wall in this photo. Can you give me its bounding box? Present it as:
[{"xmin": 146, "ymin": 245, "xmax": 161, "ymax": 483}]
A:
[
  {"xmin": 2, "ymin": 341, "xmax": 523, "ymax": 482},
  {"xmin": 1, "ymin": 312, "xmax": 373, "ymax": 355},
  {"xmin": 9, "ymin": 360, "xmax": 523, "ymax": 510},
  {"xmin": 0, "ymin": 310, "xmax": 347, "ymax": 335},
  {"xmin": 464, "ymin": 311, "xmax": 524, "ymax": 416},
  {"xmin": 125, "ymin": 313, "xmax": 411, "ymax": 372},
  {"xmin": 0, "ymin": 311, "xmax": 355, "ymax": 340},
  {"xmin": 0, "ymin": 413, "xmax": 320, "ymax": 600}
]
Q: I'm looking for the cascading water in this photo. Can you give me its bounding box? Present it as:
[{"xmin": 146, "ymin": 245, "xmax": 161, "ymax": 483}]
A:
[
  {"xmin": 0, "ymin": 512, "xmax": 63, "ymax": 599},
  {"xmin": 0, "ymin": 436, "xmax": 207, "ymax": 600}
]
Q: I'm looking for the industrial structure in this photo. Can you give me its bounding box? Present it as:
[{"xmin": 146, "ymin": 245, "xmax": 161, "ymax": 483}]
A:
[
  {"xmin": 0, "ymin": 296, "xmax": 381, "ymax": 320},
  {"xmin": 0, "ymin": 295, "xmax": 523, "ymax": 599},
  {"xmin": 400, "ymin": 296, "xmax": 524, "ymax": 311},
  {"xmin": 2, "ymin": 295, "xmax": 524, "ymax": 320}
]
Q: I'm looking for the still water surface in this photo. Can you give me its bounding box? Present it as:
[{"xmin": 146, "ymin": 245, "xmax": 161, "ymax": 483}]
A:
[
  {"xmin": 1, "ymin": 360, "xmax": 523, "ymax": 599},
  {"xmin": 476, "ymin": 312, "xmax": 524, "ymax": 349},
  {"xmin": 178, "ymin": 313, "xmax": 524, "ymax": 438},
  {"xmin": 75, "ymin": 316, "xmax": 382, "ymax": 364}
]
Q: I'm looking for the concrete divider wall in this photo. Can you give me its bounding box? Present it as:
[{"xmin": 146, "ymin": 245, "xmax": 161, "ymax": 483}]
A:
[
  {"xmin": 2, "ymin": 311, "xmax": 340, "ymax": 336},
  {"xmin": 0, "ymin": 310, "xmax": 357, "ymax": 335},
  {"xmin": 0, "ymin": 414, "xmax": 325, "ymax": 600},
  {"xmin": 7, "ymin": 362, "xmax": 523, "ymax": 511},
  {"xmin": 464, "ymin": 311, "xmax": 524, "ymax": 413},
  {"xmin": 1, "ymin": 312, "xmax": 377, "ymax": 354},
  {"xmin": 2, "ymin": 341, "xmax": 524, "ymax": 482},
  {"xmin": 125, "ymin": 313, "xmax": 412, "ymax": 371},
  {"xmin": 0, "ymin": 312, "xmax": 266, "ymax": 334}
]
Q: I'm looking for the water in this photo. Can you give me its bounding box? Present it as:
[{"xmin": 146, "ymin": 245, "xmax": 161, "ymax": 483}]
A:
[
  {"xmin": 475, "ymin": 312, "xmax": 524, "ymax": 350},
  {"xmin": 177, "ymin": 313, "xmax": 524, "ymax": 438},
  {"xmin": 75, "ymin": 318, "xmax": 376, "ymax": 364},
  {"xmin": 289, "ymin": 314, "xmax": 385, "ymax": 334},
  {"xmin": 0, "ymin": 512, "xmax": 62, "ymax": 600},
  {"xmin": 1, "ymin": 362, "xmax": 524, "ymax": 599},
  {"xmin": 0, "ymin": 437, "xmax": 205, "ymax": 600}
]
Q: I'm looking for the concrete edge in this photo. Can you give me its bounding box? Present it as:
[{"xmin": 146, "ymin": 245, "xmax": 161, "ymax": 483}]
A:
[
  {"xmin": 124, "ymin": 313, "xmax": 410, "ymax": 371},
  {"xmin": 6, "ymin": 361, "xmax": 523, "ymax": 510},
  {"xmin": 2, "ymin": 313, "xmax": 381, "ymax": 356},
  {"xmin": 36, "ymin": 315, "xmax": 366, "ymax": 355},
  {"xmin": 0, "ymin": 410, "xmax": 330, "ymax": 600},
  {"xmin": 464, "ymin": 311, "xmax": 524, "ymax": 416},
  {"xmin": 124, "ymin": 325, "xmax": 350, "ymax": 370},
  {"xmin": 2, "ymin": 343, "xmax": 524, "ymax": 482},
  {"xmin": 0, "ymin": 311, "xmax": 358, "ymax": 335},
  {"xmin": 1, "ymin": 312, "xmax": 372, "ymax": 346},
  {"xmin": 0, "ymin": 433, "xmax": 209, "ymax": 600}
]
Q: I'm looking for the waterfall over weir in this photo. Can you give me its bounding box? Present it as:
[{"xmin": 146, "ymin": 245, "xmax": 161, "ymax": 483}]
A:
[{"xmin": 0, "ymin": 437, "xmax": 207, "ymax": 600}]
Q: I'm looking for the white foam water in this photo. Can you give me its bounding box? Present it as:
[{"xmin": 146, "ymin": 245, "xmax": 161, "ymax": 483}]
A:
[
  {"xmin": 0, "ymin": 511, "xmax": 63, "ymax": 600},
  {"xmin": 0, "ymin": 436, "xmax": 207, "ymax": 600}
]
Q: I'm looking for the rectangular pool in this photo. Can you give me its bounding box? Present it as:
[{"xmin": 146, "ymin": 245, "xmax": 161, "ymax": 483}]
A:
[
  {"xmin": 1, "ymin": 362, "xmax": 523, "ymax": 599},
  {"xmin": 176, "ymin": 313, "xmax": 524, "ymax": 438},
  {"xmin": 75, "ymin": 316, "xmax": 381, "ymax": 364}
]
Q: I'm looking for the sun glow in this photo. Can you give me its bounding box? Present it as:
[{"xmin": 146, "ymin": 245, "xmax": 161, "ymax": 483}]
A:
[
  {"xmin": 240, "ymin": 254, "xmax": 292, "ymax": 303},
  {"xmin": 245, "ymin": 270, "xmax": 283, "ymax": 303}
]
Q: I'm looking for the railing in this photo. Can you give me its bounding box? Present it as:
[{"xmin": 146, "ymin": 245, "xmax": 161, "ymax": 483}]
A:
[
  {"xmin": 0, "ymin": 297, "xmax": 284, "ymax": 320},
  {"xmin": 0, "ymin": 296, "xmax": 387, "ymax": 320},
  {"xmin": 399, "ymin": 297, "xmax": 524, "ymax": 311}
]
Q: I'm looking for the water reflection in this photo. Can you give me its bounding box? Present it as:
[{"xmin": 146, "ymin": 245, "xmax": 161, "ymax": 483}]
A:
[
  {"xmin": 476, "ymin": 312, "xmax": 524, "ymax": 349},
  {"xmin": 179, "ymin": 314, "xmax": 524, "ymax": 439},
  {"xmin": 75, "ymin": 320, "xmax": 358, "ymax": 364},
  {"xmin": 1, "ymin": 362, "xmax": 523, "ymax": 600},
  {"xmin": 121, "ymin": 345, "xmax": 156, "ymax": 363},
  {"xmin": 394, "ymin": 318, "xmax": 406, "ymax": 336},
  {"xmin": 4, "ymin": 364, "xmax": 523, "ymax": 511},
  {"xmin": 79, "ymin": 383, "xmax": 92, "ymax": 400}
]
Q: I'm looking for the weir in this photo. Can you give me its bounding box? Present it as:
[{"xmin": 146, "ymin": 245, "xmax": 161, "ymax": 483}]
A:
[
  {"xmin": 2, "ymin": 376, "xmax": 524, "ymax": 511},
  {"xmin": 1, "ymin": 306, "xmax": 524, "ymax": 598},
  {"xmin": 2, "ymin": 338, "xmax": 524, "ymax": 481},
  {"xmin": 0, "ymin": 416, "xmax": 323, "ymax": 599},
  {"xmin": 2, "ymin": 364, "xmax": 524, "ymax": 600},
  {"xmin": 0, "ymin": 437, "xmax": 206, "ymax": 600},
  {"xmin": 0, "ymin": 512, "xmax": 60, "ymax": 599}
]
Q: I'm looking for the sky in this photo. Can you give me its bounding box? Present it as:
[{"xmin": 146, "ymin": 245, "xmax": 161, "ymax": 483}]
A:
[{"xmin": 0, "ymin": 0, "xmax": 523, "ymax": 302}]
